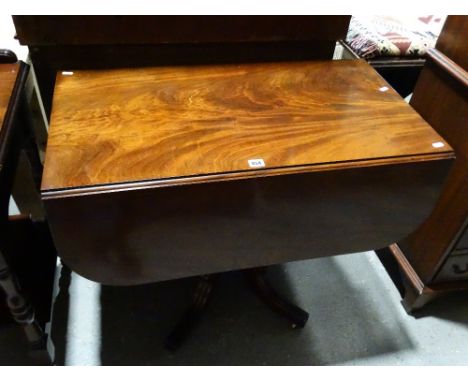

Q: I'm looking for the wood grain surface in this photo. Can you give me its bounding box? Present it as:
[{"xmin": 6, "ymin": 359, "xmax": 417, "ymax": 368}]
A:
[
  {"xmin": 0, "ymin": 64, "xmax": 19, "ymax": 130},
  {"xmin": 42, "ymin": 60, "xmax": 451, "ymax": 191}
]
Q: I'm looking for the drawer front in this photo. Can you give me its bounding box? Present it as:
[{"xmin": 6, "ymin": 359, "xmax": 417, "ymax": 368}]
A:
[
  {"xmin": 455, "ymin": 227, "xmax": 468, "ymax": 250},
  {"xmin": 436, "ymin": 254, "xmax": 468, "ymax": 282}
]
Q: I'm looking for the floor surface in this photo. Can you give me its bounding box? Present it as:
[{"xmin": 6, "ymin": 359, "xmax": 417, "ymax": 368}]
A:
[{"xmin": 1, "ymin": 251, "xmax": 467, "ymax": 365}]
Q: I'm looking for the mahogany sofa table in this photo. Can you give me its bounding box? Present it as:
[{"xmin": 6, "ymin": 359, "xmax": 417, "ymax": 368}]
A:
[{"xmin": 41, "ymin": 60, "xmax": 453, "ymax": 346}]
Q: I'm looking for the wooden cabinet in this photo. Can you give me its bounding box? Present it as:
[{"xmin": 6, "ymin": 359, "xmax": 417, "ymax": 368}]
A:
[
  {"xmin": 454, "ymin": 225, "xmax": 468, "ymax": 251},
  {"xmin": 378, "ymin": 16, "xmax": 468, "ymax": 311},
  {"xmin": 435, "ymin": 254, "xmax": 468, "ymax": 282}
]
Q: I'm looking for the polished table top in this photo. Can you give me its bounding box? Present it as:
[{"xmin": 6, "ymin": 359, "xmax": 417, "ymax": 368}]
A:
[
  {"xmin": 40, "ymin": 60, "xmax": 454, "ymax": 285},
  {"xmin": 42, "ymin": 60, "xmax": 451, "ymax": 193}
]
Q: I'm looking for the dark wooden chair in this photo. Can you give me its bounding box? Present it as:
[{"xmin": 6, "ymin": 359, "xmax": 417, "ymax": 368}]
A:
[{"xmin": 0, "ymin": 49, "xmax": 53, "ymax": 364}]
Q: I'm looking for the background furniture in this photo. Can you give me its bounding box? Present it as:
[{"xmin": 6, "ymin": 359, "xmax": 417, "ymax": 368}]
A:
[
  {"xmin": 341, "ymin": 16, "xmax": 446, "ymax": 97},
  {"xmin": 376, "ymin": 16, "xmax": 468, "ymax": 312},
  {"xmin": 0, "ymin": 51, "xmax": 55, "ymax": 364}
]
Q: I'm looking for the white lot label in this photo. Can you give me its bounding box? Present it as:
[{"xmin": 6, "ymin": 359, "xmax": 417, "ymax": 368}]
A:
[
  {"xmin": 432, "ymin": 141, "xmax": 445, "ymax": 148},
  {"xmin": 248, "ymin": 159, "xmax": 266, "ymax": 168}
]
